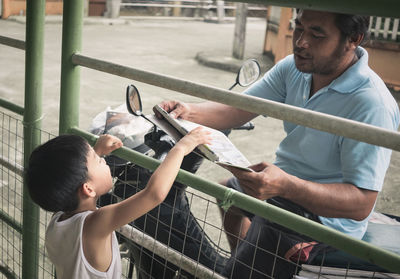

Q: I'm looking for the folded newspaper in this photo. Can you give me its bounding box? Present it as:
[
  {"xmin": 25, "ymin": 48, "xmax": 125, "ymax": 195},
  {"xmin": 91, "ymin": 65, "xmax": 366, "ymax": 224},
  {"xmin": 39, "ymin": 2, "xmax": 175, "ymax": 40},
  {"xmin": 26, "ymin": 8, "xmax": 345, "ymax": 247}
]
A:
[{"xmin": 147, "ymin": 104, "xmax": 253, "ymax": 172}]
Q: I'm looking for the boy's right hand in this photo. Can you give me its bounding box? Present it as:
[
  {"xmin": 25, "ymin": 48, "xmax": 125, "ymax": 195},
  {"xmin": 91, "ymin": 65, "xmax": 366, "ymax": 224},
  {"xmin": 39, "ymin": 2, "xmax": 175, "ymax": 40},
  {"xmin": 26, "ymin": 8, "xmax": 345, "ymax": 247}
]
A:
[
  {"xmin": 174, "ymin": 127, "xmax": 212, "ymax": 156},
  {"xmin": 94, "ymin": 134, "xmax": 123, "ymax": 157}
]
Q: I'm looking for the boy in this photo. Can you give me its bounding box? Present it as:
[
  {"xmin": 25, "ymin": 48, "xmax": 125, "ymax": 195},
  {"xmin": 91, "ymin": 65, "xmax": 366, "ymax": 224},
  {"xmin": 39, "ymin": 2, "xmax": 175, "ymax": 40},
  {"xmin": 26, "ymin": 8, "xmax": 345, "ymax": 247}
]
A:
[{"xmin": 26, "ymin": 128, "xmax": 211, "ymax": 278}]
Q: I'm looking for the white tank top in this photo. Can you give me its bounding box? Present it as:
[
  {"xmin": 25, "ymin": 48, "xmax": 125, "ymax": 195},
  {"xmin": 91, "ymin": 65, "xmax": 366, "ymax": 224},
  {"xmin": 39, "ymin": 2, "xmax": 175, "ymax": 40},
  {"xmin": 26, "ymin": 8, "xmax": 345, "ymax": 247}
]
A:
[{"xmin": 45, "ymin": 211, "xmax": 122, "ymax": 279}]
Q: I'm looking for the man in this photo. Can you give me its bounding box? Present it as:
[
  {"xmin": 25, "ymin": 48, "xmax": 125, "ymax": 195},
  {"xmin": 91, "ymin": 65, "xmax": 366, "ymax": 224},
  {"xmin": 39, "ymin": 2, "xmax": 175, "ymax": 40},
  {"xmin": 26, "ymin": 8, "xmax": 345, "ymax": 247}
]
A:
[{"xmin": 158, "ymin": 9, "xmax": 399, "ymax": 278}]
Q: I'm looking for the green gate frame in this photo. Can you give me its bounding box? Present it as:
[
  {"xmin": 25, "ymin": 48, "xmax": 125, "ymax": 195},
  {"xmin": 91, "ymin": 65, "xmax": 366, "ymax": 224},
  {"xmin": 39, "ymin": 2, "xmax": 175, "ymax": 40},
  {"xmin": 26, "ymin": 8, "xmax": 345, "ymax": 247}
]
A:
[{"xmin": 1, "ymin": 0, "xmax": 400, "ymax": 278}]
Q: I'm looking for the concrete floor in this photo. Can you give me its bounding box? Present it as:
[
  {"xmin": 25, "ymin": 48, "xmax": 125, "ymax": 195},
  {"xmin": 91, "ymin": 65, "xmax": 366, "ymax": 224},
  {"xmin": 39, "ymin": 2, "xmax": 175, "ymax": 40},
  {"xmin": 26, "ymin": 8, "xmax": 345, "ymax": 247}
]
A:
[{"xmin": 0, "ymin": 14, "xmax": 399, "ymax": 225}]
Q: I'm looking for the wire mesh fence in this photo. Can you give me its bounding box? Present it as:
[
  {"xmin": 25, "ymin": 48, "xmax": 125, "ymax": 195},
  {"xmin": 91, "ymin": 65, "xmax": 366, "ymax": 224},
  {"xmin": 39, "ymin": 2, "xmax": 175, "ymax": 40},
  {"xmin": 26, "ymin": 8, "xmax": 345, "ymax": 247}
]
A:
[
  {"xmin": 1, "ymin": 110, "xmax": 24, "ymax": 279},
  {"xmin": 101, "ymin": 149, "xmax": 400, "ymax": 279},
  {"xmin": 1, "ymin": 109, "xmax": 400, "ymax": 278},
  {"xmin": 0, "ymin": 110, "xmax": 55, "ymax": 279},
  {"xmin": 101, "ymin": 156, "xmax": 231, "ymax": 278}
]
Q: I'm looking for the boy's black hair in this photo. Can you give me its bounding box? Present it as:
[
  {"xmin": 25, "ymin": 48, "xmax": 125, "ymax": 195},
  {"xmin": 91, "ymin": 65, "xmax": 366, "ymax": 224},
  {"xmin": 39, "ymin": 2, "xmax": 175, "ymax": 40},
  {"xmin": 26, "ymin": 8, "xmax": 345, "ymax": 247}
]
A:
[{"xmin": 25, "ymin": 134, "xmax": 90, "ymax": 212}]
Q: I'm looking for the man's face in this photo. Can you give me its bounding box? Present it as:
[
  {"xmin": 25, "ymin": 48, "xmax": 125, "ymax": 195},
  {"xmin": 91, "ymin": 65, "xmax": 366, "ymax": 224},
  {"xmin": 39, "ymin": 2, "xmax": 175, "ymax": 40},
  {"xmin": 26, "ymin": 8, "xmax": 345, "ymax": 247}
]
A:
[{"xmin": 292, "ymin": 10, "xmax": 348, "ymax": 75}]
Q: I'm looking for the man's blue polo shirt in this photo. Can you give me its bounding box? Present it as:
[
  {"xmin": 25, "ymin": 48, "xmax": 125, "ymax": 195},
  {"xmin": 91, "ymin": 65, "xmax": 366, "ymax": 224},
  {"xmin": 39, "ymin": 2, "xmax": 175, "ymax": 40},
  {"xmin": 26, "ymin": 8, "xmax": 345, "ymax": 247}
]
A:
[{"xmin": 244, "ymin": 47, "xmax": 399, "ymax": 239}]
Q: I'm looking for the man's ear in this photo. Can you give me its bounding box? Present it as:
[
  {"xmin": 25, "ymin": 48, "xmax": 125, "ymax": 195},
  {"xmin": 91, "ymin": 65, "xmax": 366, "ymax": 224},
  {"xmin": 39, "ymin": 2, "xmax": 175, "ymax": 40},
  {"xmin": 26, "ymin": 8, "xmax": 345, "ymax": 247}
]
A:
[
  {"xmin": 348, "ymin": 33, "xmax": 364, "ymax": 50},
  {"xmin": 81, "ymin": 182, "xmax": 96, "ymax": 198}
]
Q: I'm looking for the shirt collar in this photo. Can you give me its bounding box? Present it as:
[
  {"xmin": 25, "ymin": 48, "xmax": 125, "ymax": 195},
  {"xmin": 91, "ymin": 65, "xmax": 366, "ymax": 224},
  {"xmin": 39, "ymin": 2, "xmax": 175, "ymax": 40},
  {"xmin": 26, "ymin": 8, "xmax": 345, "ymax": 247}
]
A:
[
  {"xmin": 328, "ymin": 47, "xmax": 370, "ymax": 94},
  {"xmin": 301, "ymin": 47, "xmax": 370, "ymax": 95}
]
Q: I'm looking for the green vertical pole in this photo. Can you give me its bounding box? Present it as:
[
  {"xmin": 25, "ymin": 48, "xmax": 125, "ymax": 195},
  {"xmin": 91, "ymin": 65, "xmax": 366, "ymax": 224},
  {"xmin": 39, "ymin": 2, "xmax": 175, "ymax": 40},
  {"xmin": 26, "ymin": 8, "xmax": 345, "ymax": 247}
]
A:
[
  {"xmin": 59, "ymin": 0, "xmax": 84, "ymax": 134},
  {"xmin": 23, "ymin": 0, "xmax": 45, "ymax": 278}
]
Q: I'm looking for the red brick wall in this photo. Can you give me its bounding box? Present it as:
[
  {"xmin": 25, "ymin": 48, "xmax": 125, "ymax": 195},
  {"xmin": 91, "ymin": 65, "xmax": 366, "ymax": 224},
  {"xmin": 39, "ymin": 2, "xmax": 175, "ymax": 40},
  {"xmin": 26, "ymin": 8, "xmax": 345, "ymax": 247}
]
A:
[{"xmin": 2, "ymin": 0, "xmax": 63, "ymax": 19}]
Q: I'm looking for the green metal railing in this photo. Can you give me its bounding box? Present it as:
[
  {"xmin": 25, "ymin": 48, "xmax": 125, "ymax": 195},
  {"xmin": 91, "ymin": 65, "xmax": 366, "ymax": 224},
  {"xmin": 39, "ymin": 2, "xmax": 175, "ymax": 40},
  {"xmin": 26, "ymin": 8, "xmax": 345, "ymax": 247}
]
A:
[
  {"xmin": 59, "ymin": 0, "xmax": 83, "ymax": 135},
  {"xmin": 0, "ymin": 99, "xmax": 24, "ymax": 116},
  {"xmin": 72, "ymin": 53, "xmax": 400, "ymax": 151},
  {"xmin": 22, "ymin": 1, "xmax": 45, "ymax": 277},
  {"xmin": 71, "ymin": 126, "xmax": 400, "ymax": 274},
  {"xmin": 1, "ymin": 0, "xmax": 400, "ymax": 278},
  {"xmin": 0, "ymin": 1, "xmax": 45, "ymax": 278},
  {"xmin": 58, "ymin": 0, "xmax": 400, "ymax": 275}
]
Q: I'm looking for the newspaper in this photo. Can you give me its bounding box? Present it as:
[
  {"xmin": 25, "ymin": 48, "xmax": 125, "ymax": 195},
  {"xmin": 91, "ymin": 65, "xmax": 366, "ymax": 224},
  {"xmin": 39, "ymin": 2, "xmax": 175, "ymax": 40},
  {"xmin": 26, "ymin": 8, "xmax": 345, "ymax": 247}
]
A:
[{"xmin": 147, "ymin": 105, "xmax": 252, "ymax": 172}]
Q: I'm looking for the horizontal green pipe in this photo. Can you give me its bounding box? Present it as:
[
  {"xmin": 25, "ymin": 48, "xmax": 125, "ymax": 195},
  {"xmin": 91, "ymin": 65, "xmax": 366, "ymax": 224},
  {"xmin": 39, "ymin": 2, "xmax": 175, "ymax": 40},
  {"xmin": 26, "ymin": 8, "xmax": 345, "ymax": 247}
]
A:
[
  {"xmin": 72, "ymin": 54, "xmax": 400, "ymax": 152},
  {"xmin": 0, "ymin": 264, "xmax": 18, "ymax": 279},
  {"xmin": 70, "ymin": 127, "xmax": 161, "ymax": 170},
  {"xmin": 71, "ymin": 127, "xmax": 400, "ymax": 274},
  {"xmin": 231, "ymin": 193, "xmax": 400, "ymax": 274},
  {"xmin": 0, "ymin": 209, "xmax": 22, "ymax": 234},
  {"xmin": 0, "ymin": 98, "xmax": 24, "ymax": 115},
  {"xmin": 230, "ymin": 0, "xmax": 400, "ymax": 18},
  {"xmin": 0, "ymin": 155, "xmax": 24, "ymax": 177},
  {"xmin": 0, "ymin": 35, "xmax": 25, "ymax": 50}
]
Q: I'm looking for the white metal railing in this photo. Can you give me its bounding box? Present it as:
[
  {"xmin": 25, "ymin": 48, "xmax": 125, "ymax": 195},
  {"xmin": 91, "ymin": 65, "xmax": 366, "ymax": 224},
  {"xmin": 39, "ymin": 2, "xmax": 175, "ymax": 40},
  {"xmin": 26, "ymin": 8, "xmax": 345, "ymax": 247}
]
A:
[
  {"xmin": 369, "ymin": 16, "xmax": 399, "ymax": 41},
  {"xmin": 117, "ymin": 225, "xmax": 226, "ymax": 279},
  {"xmin": 287, "ymin": 11, "xmax": 400, "ymax": 43},
  {"xmin": 121, "ymin": 0, "xmax": 212, "ymax": 9},
  {"xmin": 120, "ymin": 0, "xmax": 267, "ymax": 13}
]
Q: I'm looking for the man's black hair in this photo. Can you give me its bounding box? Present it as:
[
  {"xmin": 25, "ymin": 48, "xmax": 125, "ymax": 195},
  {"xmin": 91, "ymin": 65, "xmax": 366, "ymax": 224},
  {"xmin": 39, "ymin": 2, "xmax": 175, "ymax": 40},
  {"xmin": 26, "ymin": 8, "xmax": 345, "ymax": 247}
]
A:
[
  {"xmin": 25, "ymin": 134, "xmax": 90, "ymax": 212},
  {"xmin": 334, "ymin": 13, "xmax": 370, "ymax": 45},
  {"xmin": 296, "ymin": 9, "xmax": 370, "ymax": 45}
]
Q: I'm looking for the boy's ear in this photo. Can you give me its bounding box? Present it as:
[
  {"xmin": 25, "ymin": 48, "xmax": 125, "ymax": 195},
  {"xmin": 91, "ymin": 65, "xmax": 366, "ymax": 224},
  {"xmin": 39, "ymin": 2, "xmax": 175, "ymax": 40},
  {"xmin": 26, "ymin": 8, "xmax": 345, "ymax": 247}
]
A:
[{"xmin": 81, "ymin": 182, "xmax": 96, "ymax": 198}]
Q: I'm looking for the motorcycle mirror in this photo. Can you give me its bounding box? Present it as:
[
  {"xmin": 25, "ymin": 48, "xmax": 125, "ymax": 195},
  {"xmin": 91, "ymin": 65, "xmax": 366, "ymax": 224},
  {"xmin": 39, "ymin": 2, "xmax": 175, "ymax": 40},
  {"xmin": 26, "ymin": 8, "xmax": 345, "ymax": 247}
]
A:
[
  {"xmin": 126, "ymin": 84, "xmax": 143, "ymax": 116},
  {"xmin": 126, "ymin": 84, "xmax": 155, "ymax": 126},
  {"xmin": 229, "ymin": 59, "xmax": 261, "ymax": 90}
]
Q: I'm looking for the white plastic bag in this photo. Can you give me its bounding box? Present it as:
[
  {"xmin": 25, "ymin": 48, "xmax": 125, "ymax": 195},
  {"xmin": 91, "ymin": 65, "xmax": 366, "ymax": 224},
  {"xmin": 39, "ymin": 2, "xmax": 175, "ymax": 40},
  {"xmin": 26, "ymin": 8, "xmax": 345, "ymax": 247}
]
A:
[{"xmin": 89, "ymin": 104, "xmax": 153, "ymax": 149}]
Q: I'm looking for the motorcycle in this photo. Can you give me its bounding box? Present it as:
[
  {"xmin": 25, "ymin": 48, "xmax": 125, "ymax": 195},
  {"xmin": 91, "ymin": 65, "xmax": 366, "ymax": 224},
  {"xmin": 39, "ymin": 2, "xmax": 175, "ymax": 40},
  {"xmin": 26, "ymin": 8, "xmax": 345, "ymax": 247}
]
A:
[{"xmin": 94, "ymin": 59, "xmax": 261, "ymax": 278}]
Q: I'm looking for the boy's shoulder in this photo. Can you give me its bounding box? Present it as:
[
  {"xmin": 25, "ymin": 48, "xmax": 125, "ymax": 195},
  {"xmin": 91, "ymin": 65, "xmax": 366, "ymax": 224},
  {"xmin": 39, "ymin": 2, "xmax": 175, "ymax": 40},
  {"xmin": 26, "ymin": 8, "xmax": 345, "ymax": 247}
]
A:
[{"xmin": 47, "ymin": 211, "xmax": 93, "ymax": 231}]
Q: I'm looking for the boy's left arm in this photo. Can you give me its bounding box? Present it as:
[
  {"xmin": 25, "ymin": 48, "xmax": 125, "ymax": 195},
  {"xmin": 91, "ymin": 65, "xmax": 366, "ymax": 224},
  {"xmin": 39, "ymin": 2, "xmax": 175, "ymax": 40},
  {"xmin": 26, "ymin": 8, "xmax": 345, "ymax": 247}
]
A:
[
  {"xmin": 93, "ymin": 134, "xmax": 123, "ymax": 156},
  {"xmin": 89, "ymin": 127, "xmax": 211, "ymax": 235}
]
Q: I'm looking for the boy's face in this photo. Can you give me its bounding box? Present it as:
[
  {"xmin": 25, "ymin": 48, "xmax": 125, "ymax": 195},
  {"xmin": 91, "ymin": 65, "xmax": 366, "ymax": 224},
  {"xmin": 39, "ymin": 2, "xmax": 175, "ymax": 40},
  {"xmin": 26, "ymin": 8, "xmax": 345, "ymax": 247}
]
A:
[{"xmin": 86, "ymin": 146, "xmax": 113, "ymax": 196}]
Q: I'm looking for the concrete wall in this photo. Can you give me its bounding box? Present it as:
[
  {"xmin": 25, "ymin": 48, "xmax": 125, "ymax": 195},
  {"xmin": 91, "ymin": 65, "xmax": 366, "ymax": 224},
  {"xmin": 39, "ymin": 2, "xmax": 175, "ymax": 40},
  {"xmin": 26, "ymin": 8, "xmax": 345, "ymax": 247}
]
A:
[
  {"xmin": 1, "ymin": 0, "xmax": 63, "ymax": 19},
  {"xmin": 263, "ymin": 7, "xmax": 293, "ymax": 64},
  {"xmin": 366, "ymin": 41, "xmax": 400, "ymax": 89},
  {"xmin": 263, "ymin": 7, "xmax": 400, "ymax": 89}
]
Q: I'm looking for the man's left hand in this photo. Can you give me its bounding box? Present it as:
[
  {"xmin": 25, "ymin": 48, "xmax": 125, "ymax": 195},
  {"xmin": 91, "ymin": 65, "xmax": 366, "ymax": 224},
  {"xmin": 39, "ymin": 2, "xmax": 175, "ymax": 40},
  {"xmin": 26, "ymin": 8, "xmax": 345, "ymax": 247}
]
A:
[{"xmin": 227, "ymin": 162, "xmax": 293, "ymax": 200}]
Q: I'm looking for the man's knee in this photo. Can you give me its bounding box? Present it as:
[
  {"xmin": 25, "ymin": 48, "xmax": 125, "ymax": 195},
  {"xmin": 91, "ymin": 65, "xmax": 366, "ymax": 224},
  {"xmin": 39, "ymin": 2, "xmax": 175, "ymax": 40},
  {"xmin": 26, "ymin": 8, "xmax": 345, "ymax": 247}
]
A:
[{"xmin": 219, "ymin": 178, "xmax": 230, "ymax": 186}]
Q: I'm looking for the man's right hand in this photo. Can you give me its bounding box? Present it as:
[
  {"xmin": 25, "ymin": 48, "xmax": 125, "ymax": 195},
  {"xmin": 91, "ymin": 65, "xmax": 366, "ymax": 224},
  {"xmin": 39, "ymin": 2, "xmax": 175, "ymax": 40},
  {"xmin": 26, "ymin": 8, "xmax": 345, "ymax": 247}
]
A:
[
  {"xmin": 156, "ymin": 100, "xmax": 191, "ymax": 120},
  {"xmin": 157, "ymin": 99, "xmax": 256, "ymax": 131}
]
